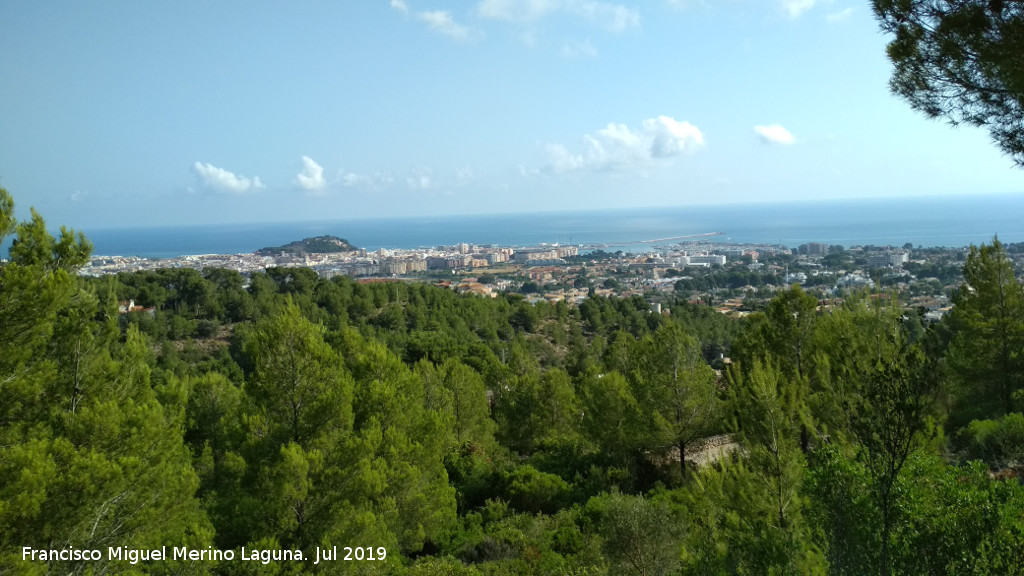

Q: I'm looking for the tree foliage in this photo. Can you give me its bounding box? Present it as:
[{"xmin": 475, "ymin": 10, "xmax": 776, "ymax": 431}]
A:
[
  {"xmin": 5, "ymin": 187, "xmax": 1024, "ymax": 574},
  {"xmin": 946, "ymin": 238, "xmax": 1024, "ymax": 423},
  {"xmin": 631, "ymin": 324, "xmax": 719, "ymax": 480},
  {"xmin": 873, "ymin": 0, "xmax": 1024, "ymax": 164},
  {"xmin": 0, "ymin": 188, "xmax": 210, "ymax": 575}
]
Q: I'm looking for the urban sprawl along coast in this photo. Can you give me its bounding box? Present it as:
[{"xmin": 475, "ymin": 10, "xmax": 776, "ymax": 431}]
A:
[{"xmin": 79, "ymin": 236, "xmax": 1011, "ymax": 319}]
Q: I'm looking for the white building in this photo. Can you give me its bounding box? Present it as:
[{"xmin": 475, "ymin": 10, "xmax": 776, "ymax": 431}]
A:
[
  {"xmin": 867, "ymin": 251, "xmax": 909, "ymax": 268},
  {"xmin": 688, "ymin": 254, "xmax": 726, "ymax": 266}
]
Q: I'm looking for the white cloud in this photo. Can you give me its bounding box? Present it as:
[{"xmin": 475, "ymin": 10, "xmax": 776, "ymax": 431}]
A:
[
  {"xmin": 561, "ymin": 39, "xmax": 598, "ymax": 58},
  {"xmin": 407, "ymin": 168, "xmax": 434, "ymax": 189},
  {"xmin": 339, "ymin": 171, "xmax": 394, "ymax": 189},
  {"xmin": 193, "ymin": 162, "xmax": 264, "ymax": 194},
  {"xmin": 754, "ymin": 124, "xmax": 796, "ymax": 145},
  {"xmin": 295, "ymin": 155, "xmax": 327, "ymax": 192},
  {"xmin": 826, "ymin": 7, "xmax": 853, "ymax": 22},
  {"xmin": 418, "ymin": 10, "xmax": 473, "ymax": 40},
  {"xmin": 645, "ymin": 116, "xmax": 705, "ymax": 156},
  {"xmin": 544, "ymin": 143, "xmax": 587, "ymax": 173},
  {"xmin": 544, "ymin": 115, "xmax": 704, "ymax": 173},
  {"xmin": 478, "ymin": 0, "xmax": 640, "ymax": 32},
  {"xmin": 573, "ymin": 0, "xmax": 639, "ymax": 31},
  {"xmin": 390, "ymin": 0, "xmax": 409, "ymax": 14},
  {"xmin": 478, "ymin": 0, "xmax": 557, "ymax": 22},
  {"xmin": 782, "ymin": 0, "xmax": 817, "ymax": 18},
  {"xmin": 340, "ymin": 172, "xmax": 363, "ymax": 187}
]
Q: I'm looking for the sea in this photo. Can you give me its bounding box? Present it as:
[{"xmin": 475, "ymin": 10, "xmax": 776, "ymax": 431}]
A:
[{"xmin": 71, "ymin": 194, "xmax": 1024, "ymax": 259}]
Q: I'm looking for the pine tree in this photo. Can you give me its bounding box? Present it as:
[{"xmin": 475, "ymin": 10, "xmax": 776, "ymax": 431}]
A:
[
  {"xmin": 728, "ymin": 360, "xmax": 809, "ymax": 568},
  {"xmin": 631, "ymin": 323, "xmax": 718, "ymax": 479},
  {"xmin": 947, "ymin": 238, "xmax": 1024, "ymax": 423},
  {"xmin": 0, "ymin": 189, "xmax": 211, "ymax": 575}
]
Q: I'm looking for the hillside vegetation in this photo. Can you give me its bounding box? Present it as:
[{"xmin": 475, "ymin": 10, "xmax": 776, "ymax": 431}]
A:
[
  {"xmin": 2, "ymin": 187, "xmax": 1023, "ymax": 575},
  {"xmin": 256, "ymin": 235, "xmax": 357, "ymax": 256}
]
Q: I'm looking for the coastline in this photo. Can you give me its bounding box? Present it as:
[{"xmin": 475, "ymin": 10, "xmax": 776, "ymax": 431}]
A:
[{"xmin": 56, "ymin": 194, "xmax": 1024, "ymax": 259}]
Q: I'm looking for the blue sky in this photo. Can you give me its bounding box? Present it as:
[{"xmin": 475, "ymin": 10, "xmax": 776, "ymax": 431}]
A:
[{"xmin": 1, "ymin": 0, "xmax": 1021, "ymax": 229}]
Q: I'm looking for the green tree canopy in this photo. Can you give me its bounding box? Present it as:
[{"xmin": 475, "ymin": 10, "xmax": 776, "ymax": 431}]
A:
[
  {"xmin": 631, "ymin": 324, "xmax": 719, "ymax": 479},
  {"xmin": 873, "ymin": 0, "xmax": 1024, "ymax": 164},
  {"xmin": 0, "ymin": 189, "xmax": 211, "ymax": 574},
  {"xmin": 946, "ymin": 238, "xmax": 1024, "ymax": 422}
]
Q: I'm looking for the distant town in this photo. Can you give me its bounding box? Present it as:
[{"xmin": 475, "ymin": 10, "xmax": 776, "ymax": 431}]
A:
[{"xmin": 79, "ymin": 234, "xmax": 1024, "ymax": 321}]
